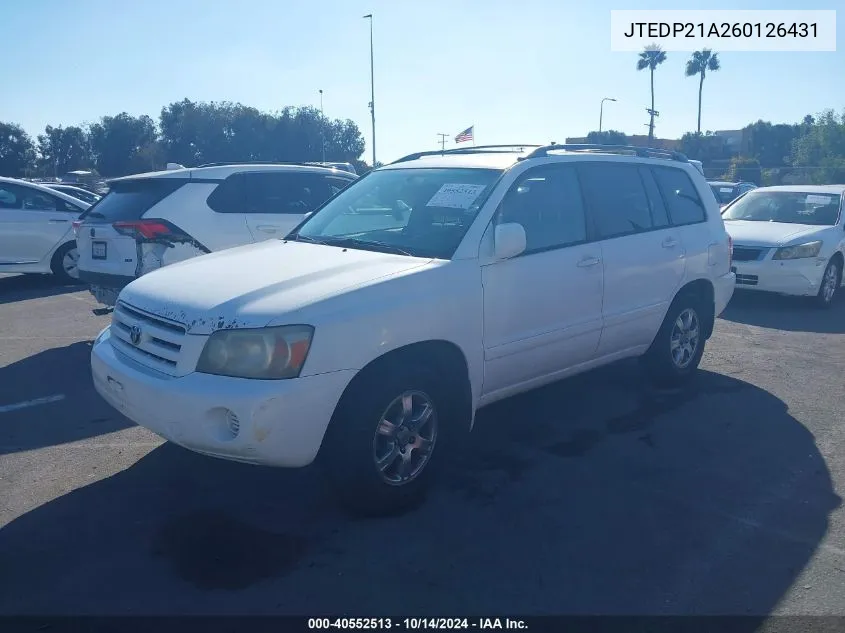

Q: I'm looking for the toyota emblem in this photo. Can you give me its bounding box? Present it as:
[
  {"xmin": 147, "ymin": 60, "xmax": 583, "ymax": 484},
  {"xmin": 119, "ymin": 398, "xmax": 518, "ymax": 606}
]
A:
[{"xmin": 130, "ymin": 325, "xmax": 142, "ymax": 346}]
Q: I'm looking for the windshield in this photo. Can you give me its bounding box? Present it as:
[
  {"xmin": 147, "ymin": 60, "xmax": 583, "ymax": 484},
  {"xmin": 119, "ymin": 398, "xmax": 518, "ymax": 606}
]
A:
[
  {"xmin": 291, "ymin": 167, "xmax": 502, "ymax": 258},
  {"xmin": 722, "ymin": 190, "xmax": 842, "ymax": 226},
  {"xmin": 710, "ymin": 184, "xmax": 738, "ymax": 204}
]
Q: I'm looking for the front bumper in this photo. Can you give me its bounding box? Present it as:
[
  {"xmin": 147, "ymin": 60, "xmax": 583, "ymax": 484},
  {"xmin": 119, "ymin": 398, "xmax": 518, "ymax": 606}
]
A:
[
  {"xmin": 731, "ymin": 258, "xmax": 828, "ymax": 297},
  {"xmin": 91, "ymin": 328, "xmax": 356, "ymax": 467}
]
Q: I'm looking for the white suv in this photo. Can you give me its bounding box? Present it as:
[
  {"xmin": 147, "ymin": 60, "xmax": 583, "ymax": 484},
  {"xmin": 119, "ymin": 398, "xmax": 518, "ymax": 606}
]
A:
[
  {"xmin": 76, "ymin": 163, "xmax": 356, "ymax": 306},
  {"xmin": 90, "ymin": 144, "xmax": 735, "ymax": 514}
]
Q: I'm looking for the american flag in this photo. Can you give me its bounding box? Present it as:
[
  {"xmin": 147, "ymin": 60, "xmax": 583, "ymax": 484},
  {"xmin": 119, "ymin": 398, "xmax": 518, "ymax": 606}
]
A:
[{"xmin": 454, "ymin": 126, "xmax": 474, "ymax": 143}]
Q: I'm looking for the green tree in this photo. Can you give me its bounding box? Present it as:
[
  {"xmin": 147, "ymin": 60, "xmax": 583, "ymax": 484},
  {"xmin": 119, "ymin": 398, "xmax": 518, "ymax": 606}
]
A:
[
  {"xmin": 586, "ymin": 130, "xmax": 628, "ymax": 145},
  {"xmin": 636, "ymin": 45, "xmax": 667, "ymax": 143},
  {"xmin": 790, "ymin": 109, "xmax": 845, "ymax": 184},
  {"xmin": 88, "ymin": 113, "xmax": 158, "ymax": 177},
  {"xmin": 0, "ymin": 122, "xmax": 36, "ymax": 177},
  {"xmin": 744, "ymin": 120, "xmax": 800, "ymax": 167},
  {"xmin": 685, "ymin": 49, "xmax": 720, "ymax": 135},
  {"xmin": 679, "ymin": 131, "xmax": 729, "ymax": 163},
  {"xmin": 724, "ymin": 156, "xmax": 762, "ymax": 184},
  {"xmin": 36, "ymin": 125, "xmax": 92, "ymax": 177}
]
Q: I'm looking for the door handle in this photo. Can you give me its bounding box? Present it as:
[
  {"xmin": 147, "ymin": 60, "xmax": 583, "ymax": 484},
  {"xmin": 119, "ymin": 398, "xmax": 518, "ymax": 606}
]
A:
[
  {"xmin": 255, "ymin": 225, "xmax": 279, "ymax": 233},
  {"xmin": 48, "ymin": 218, "xmax": 69, "ymax": 223},
  {"xmin": 662, "ymin": 237, "xmax": 678, "ymax": 248},
  {"xmin": 576, "ymin": 256, "xmax": 601, "ymax": 268}
]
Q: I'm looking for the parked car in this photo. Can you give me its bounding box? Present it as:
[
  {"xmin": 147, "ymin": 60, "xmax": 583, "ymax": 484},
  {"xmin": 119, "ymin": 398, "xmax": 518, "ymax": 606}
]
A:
[
  {"xmin": 708, "ymin": 180, "xmax": 757, "ymax": 208},
  {"xmin": 0, "ymin": 176, "xmax": 90, "ymax": 282},
  {"xmin": 76, "ymin": 162, "xmax": 356, "ymax": 307},
  {"xmin": 90, "ymin": 143, "xmax": 735, "ymax": 514},
  {"xmin": 722, "ymin": 185, "xmax": 844, "ymax": 308},
  {"xmin": 45, "ymin": 183, "xmax": 102, "ymax": 205}
]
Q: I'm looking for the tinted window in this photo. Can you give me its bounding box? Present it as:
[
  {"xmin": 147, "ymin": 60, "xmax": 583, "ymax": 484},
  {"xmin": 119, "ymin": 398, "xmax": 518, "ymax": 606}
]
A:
[
  {"xmin": 577, "ymin": 163, "xmax": 653, "ymax": 238},
  {"xmin": 328, "ymin": 177, "xmax": 354, "ymax": 197},
  {"xmin": 244, "ymin": 172, "xmax": 334, "ymax": 215},
  {"xmin": 206, "ymin": 173, "xmax": 244, "ymax": 213},
  {"xmin": 654, "ymin": 168, "xmax": 706, "ymax": 225},
  {"xmin": 638, "ymin": 167, "xmax": 670, "ymax": 227},
  {"xmin": 81, "ymin": 178, "xmax": 187, "ymax": 223},
  {"xmin": 499, "ymin": 165, "xmax": 586, "ymax": 253}
]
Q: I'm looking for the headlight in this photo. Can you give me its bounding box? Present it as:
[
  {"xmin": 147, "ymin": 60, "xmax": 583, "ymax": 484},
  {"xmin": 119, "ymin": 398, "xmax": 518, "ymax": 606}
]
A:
[
  {"xmin": 772, "ymin": 241, "xmax": 823, "ymax": 260},
  {"xmin": 196, "ymin": 325, "xmax": 314, "ymax": 379}
]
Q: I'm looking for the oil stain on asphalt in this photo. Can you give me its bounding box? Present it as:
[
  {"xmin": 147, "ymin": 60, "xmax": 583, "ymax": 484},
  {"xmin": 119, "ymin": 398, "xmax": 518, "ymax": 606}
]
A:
[{"xmin": 152, "ymin": 510, "xmax": 307, "ymax": 590}]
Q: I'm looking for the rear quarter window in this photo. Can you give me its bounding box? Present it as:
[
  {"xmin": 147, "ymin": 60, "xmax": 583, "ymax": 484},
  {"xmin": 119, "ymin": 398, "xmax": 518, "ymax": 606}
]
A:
[{"xmin": 652, "ymin": 167, "xmax": 707, "ymax": 225}]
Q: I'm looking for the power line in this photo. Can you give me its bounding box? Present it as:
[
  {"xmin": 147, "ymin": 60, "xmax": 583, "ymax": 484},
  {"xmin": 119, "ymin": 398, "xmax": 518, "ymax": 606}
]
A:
[{"xmin": 436, "ymin": 133, "xmax": 449, "ymax": 151}]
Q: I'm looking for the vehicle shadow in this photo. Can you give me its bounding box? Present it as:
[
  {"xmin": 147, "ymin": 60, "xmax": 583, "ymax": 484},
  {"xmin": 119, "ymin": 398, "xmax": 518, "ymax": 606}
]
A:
[
  {"xmin": 720, "ymin": 290, "xmax": 845, "ymax": 334},
  {"xmin": 0, "ymin": 365, "xmax": 838, "ymax": 621},
  {"xmin": 0, "ymin": 273, "xmax": 84, "ymax": 305},
  {"xmin": 0, "ymin": 341, "xmax": 133, "ymax": 455}
]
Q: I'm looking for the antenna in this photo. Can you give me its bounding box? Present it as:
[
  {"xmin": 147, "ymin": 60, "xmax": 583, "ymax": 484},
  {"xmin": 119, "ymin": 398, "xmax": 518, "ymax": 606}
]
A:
[{"xmin": 436, "ymin": 133, "xmax": 449, "ymax": 152}]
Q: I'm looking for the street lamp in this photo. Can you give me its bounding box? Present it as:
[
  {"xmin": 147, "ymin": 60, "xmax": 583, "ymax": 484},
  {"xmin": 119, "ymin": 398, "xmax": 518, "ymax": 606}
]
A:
[
  {"xmin": 363, "ymin": 13, "xmax": 376, "ymax": 166},
  {"xmin": 599, "ymin": 97, "xmax": 617, "ymax": 133},
  {"xmin": 319, "ymin": 89, "xmax": 326, "ymax": 163}
]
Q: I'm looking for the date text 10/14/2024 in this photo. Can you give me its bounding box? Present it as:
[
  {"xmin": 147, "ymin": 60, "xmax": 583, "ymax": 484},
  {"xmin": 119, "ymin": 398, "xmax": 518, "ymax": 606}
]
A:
[{"xmin": 308, "ymin": 618, "xmax": 528, "ymax": 630}]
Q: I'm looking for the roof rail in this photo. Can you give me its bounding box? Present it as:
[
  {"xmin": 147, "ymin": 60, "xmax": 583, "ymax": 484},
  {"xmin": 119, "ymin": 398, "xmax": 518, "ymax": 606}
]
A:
[
  {"xmin": 391, "ymin": 144, "xmax": 542, "ymax": 165},
  {"xmin": 520, "ymin": 144, "xmax": 689, "ymax": 163},
  {"xmin": 195, "ymin": 161, "xmax": 343, "ymax": 169}
]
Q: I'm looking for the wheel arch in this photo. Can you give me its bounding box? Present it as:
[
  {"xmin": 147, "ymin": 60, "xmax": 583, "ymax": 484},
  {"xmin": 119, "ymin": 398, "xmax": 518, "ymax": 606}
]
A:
[{"xmin": 673, "ymin": 277, "xmax": 716, "ymax": 340}]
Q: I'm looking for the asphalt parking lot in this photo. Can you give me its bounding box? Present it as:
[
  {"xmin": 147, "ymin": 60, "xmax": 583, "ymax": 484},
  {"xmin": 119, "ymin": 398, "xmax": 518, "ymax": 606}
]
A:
[{"xmin": 1, "ymin": 272, "xmax": 844, "ymax": 617}]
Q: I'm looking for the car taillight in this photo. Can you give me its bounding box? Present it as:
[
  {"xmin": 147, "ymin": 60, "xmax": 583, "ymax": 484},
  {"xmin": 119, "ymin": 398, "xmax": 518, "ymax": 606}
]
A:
[
  {"xmin": 72, "ymin": 220, "xmax": 82, "ymax": 236},
  {"xmin": 112, "ymin": 219, "xmax": 173, "ymax": 239},
  {"xmin": 728, "ymin": 235, "xmax": 733, "ymax": 268}
]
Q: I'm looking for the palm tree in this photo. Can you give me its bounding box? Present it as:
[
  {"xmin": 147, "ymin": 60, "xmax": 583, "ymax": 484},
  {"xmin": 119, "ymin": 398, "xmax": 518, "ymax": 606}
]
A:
[
  {"xmin": 636, "ymin": 45, "xmax": 667, "ymax": 143},
  {"xmin": 685, "ymin": 49, "xmax": 721, "ymax": 134}
]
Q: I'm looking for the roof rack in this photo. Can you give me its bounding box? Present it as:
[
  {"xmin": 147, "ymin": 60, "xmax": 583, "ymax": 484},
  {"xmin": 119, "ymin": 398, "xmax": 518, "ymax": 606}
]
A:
[
  {"xmin": 520, "ymin": 144, "xmax": 689, "ymax": 163},
  {"xmin": 391, "ymin": 144, "xmax": 542, "ymax": 165},
  {"xmin": 195, "ymin": 161, "xmax": 342, "ymax": 169}
]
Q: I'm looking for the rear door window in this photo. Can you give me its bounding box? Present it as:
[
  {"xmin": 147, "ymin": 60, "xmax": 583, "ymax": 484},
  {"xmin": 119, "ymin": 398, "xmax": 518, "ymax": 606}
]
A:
[
  {"xmin": 81, "ymin": 178, "xmax": 188, "ymax": 223},
  {"xmin": 244, "ymin": 172, "xmax": 338, "ymax": 214},
  {"xmin": 577, "ymin": 162, "xmax": 654, "ymax": 239}
]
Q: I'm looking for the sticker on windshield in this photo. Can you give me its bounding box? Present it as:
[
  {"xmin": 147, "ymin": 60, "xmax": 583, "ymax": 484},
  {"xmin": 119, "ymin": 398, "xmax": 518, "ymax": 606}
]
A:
[
  {"xmin": 426, "ymin": 183, "xmax": 488, "ymax": 210},
  {"xmin": 805, "ymin": 194, "xmax": 834, "ymax": 205},
  {"xmin": 719, "ymin": 187, "xmax": 733, "ymax": 193}
]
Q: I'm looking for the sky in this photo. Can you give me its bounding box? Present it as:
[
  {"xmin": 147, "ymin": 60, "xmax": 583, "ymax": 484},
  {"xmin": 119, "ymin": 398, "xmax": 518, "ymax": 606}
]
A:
[{"xmin": 2, "ymin": 0, "xmax": 843, "ymax": 164}]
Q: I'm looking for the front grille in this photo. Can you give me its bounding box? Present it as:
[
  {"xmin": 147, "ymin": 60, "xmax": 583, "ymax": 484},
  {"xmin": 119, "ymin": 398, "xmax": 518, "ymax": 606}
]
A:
[
  {"xmin": 736, "ymin": 274, "xmax": 759, "ymax": 286},
  {"xmin": 110, "ymin": 301, "xmax": 186, "ymax": 373},
  {"xmin": 732, "ymin": 246, "xmax": 765, "ymax": 262}
]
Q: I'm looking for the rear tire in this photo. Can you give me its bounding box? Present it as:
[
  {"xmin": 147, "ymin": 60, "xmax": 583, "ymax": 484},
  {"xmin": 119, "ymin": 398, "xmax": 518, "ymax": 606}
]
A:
[
  {"xmin": 50, "ymin": 242, "xmax": 81, "ymax": 284},
  {"xmin": 321, "ymin": 361, "xmax": 464, "ymax": 517},
  {"xmin": 814, "ymin": 259, "xmax": 841, "ymax": 309},
  {"xmin": 644, "ymin": 292, "xmax": 708, "ymax": 387}
]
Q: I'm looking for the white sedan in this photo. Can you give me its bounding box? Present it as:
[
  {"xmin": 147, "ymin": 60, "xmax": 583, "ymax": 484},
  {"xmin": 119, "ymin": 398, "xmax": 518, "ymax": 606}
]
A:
[
  {"xmin": 723, "ymin": 185, "xmax": 844, "ymax": 308},
  {"xmin": 0, "ymin": 176, "xmax": 91, "ymax": 282}
]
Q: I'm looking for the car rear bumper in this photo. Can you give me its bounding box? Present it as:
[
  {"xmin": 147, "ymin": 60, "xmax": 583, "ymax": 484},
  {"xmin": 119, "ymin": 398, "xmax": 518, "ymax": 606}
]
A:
[
  {"xmin": 714, "ymin": 271, "xmax": 735, "ymax": 317},
  {"xmin": 91, "ymin": 327, "xmax": 356, "ymax": 468}
]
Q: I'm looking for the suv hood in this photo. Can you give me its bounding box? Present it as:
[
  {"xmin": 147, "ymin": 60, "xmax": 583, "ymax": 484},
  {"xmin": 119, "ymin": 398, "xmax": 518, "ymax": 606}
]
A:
[
  {"xmin": 723, "ymin": 220, "xmax": 829, "ymax": 247},
  {"xmin": 119, "ymin": 240, "xmax": 434, "ymax": 334}
]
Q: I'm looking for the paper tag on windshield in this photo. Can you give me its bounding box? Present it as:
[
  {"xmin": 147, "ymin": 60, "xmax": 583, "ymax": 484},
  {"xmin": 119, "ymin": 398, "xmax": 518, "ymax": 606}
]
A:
[
  {"xmin": 720, "ymin": 187, "xmax": 733, "ymax": 193},
  {"xmin": 806, "ymin": 194, "xmax": 833, "ymax": 205},
  {"xmin": 426, "ymin": 183, "xmax": 487, "ymax": 210}
]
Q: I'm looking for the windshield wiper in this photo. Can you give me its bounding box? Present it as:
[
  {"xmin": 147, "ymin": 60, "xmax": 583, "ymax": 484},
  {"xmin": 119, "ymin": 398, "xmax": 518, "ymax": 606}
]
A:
[
  {"xmin": 292, "ymin": 234, "xmax": 331, "ymax": 245},
  {"xmin": 327, "ymin": 237, "xmax": 414, "ymax": 257}
]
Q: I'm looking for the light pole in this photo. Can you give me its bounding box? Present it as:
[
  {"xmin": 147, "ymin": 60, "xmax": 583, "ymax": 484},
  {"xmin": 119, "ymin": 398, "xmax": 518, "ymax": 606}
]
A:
[
  {"xmin": 363, "ymin": 13, "xmax": 376, "ymax": 166},
  {"xmin": 319, "ymin": 89, "xmax": 326, "ymax": 163},
  {"xmin": 599, "ymin": 97, "xmax": 616, "ymax": 133}
]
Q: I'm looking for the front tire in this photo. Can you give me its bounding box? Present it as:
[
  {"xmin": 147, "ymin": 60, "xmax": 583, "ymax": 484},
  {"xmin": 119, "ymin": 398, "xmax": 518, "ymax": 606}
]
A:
[
  {"xmin": 50, "ymin": 241, "xmax": 80, "ymax": 284},
  {"xmin": 814, "ymin": 259, "xmax": 841, "ymax": 309},
  {"xmin": 644, "ymin": 292, "xmax": 707, "ymax": 387},
  {"xmin": 321, "ymin": 362, "xmax": 460, "ymax": 516}
]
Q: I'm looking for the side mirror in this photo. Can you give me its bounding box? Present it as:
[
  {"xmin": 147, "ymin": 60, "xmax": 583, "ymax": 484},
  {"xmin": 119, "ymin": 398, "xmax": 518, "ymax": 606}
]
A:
[{"xmin": 494, "ymin": 222, "xmax": 526, "ymax": 260}]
